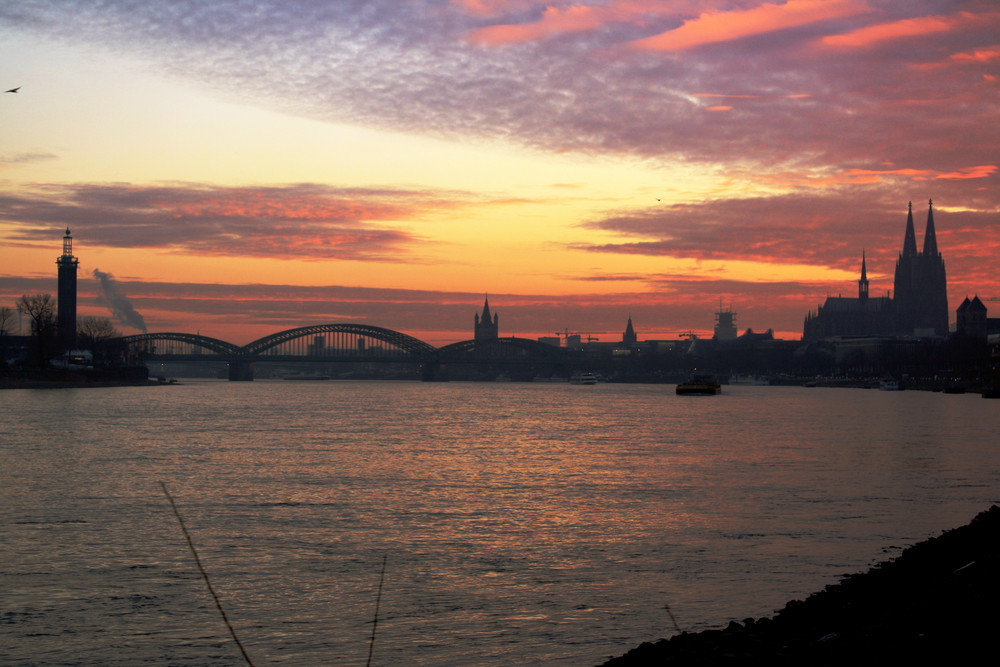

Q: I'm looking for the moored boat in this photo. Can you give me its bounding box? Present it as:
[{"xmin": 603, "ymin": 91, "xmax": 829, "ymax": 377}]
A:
[{"xmin": 676, "ymin": 373, "xmax": 721, "ymax": 395}]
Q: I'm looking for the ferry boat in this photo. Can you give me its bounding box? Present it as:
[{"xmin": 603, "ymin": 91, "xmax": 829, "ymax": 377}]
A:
[
  {"xmin": 569, "ymin": 372, "xmax": 599, "ymax": 385},
  {"xmin": 676, "ymin": 373, "xmax": 722, "ymax": 395}
]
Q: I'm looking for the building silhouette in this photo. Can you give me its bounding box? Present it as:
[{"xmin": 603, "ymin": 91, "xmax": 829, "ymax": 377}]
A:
[
  {"xmin": 56, "ymin": 227, "xmax": 79, "ymax": 351},
  {"xmin": 622, "ymin": 316, "xmax": 637, "ymax": 346},
  {"xmin": 714, "ymin": 305, "xmax": 737, "ymax": 341},
  {"xmin": 956, "ymin": 296, "xmax": 988, "ymax": 339},
  {"xmin": 804, "ymin": 201, "xmax": 948, "ymax": 340},
  {"xmin": 894, "ymin": 200, "xmax": 949, "ymax": 336},
  {"xmin": 474, "ymin": 295, "xmax": 499, "ymax": 341}
]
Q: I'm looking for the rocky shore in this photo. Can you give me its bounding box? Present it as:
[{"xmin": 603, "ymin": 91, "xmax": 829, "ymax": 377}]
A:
[{"xmin": 600, "ymin": 505, "xmax": 1000, "ymax": 665}]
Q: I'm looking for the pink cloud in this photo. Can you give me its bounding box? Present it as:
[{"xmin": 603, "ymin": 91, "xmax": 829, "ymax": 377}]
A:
[
  {"xmin": 0, "ymin": 183, "xmax": 452, "ymax": 262},
  {"xmin": 468, "ymin": 5, "xmax": 607, "ymax": 45},
  {"xmin": 631, "ymin": 0, "xmax": 870, "ymax": 51},
  {"xmin": 821, "ymin": 14, "xmax": 957, "ymax": 48},
  {"xmin": 464, "ymin": 1, "xmax": 685, "ymax": 46},
  {"xmin": 951, "ymin": 46, "xmax": 1000, "ymax": 64}
]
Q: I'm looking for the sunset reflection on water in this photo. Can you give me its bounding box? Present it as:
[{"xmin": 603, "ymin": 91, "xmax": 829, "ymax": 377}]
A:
[{"xmin": 3, "ymin": 381, "xmax": 998, "ymax": 665}]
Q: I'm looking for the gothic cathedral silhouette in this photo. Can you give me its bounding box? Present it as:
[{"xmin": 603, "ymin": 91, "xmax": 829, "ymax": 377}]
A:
[{"xmin": 804, "ymin": 201, "xmax": 948, "ymax": 340}]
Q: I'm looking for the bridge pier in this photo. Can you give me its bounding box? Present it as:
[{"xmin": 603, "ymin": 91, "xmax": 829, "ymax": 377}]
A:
[
  {"xmin": 420, "ymin": 361, "xmax": 448, "ymax": 381},
  {"xmin": 228, "ymin": 360, "xmax": 254, "ymax": 381}
]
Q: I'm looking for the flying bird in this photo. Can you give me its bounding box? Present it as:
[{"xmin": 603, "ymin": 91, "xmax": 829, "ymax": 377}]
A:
[{"xmin": 4, "ymin": 87, "xmax": 19, "ymax": 93}]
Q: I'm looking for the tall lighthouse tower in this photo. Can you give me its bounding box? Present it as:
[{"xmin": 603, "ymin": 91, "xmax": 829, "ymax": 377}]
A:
[{"xmin": 56, "ymin": 227, "xmax": 79, "ymax": 351}]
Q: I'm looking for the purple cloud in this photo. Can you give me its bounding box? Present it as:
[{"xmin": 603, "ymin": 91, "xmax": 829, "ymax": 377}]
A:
[
  {"xmin": 3, "ymin": 1, "xmax": 997, "ymax": 178},
  {"xmin": 0, "ymin": 182, "xmax": 462, "ymax": 261}
]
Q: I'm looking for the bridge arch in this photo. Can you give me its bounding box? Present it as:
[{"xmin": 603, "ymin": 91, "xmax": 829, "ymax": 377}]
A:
[
  {"xmin": 118, "ymin": 332, "xmax": 243, "ymax": 357},
  {"xmin": 244, "ymin": 323, "xmax": 436, "ymax": 359}
]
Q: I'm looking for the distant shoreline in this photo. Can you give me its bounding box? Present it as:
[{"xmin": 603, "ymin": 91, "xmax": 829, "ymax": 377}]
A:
[{"xmin": 0, "ymin": 368, "xmax": 157, "ymax": 390}]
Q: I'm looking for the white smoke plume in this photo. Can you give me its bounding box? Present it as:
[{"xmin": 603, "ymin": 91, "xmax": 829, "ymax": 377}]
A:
[{"xmin": 93, "ymin": 269, "xmax": 148, "ymax": 333}]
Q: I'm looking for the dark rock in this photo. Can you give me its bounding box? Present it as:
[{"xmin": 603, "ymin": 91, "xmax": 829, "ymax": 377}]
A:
[{"xmin": 599, "ymin": 505, "xmax": 1000, "ymax": 666}]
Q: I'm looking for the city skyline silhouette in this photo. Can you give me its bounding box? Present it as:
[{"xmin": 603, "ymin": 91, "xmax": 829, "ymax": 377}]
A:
[{"xmin": 2, "ymin": 2, "xmax": 998, "ymax": 344}]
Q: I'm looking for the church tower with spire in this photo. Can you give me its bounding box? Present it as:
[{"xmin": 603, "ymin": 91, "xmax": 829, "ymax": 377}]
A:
[
  {"xmin": 916, "ymin": 199, "xmax": 948, "ymax": 335},
  {"xmin": 474, "ymin": 296, "xmax": 499, "ymax": 341},
  {"xmin": 893, "ymin": 202, "xmax": 919, "ymax": 333},
  {"xmin": 893, "ymin": 200, "xmax": 948, "ymax": 336},
  {"xmin": 622, "ymin": 315, "xmax": 637, "ymax": 346},
  {"xmin": 858, "ymin": 250, "xmax": 869, "ymax": 304}
]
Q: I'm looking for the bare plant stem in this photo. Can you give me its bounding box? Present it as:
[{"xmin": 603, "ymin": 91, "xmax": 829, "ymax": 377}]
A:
[
  {"xmin": 366, "ymin": 553, "xmax": 388, "ymax": 667},
  {"xmin": 160, "ymin": 481, "xmax": 256, "ymax": 667},
  {"xmin": 665, "ymin": 603, "xmax": 682, "ymax": 634}
]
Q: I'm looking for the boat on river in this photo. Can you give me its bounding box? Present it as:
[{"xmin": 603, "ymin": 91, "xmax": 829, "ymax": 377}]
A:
[
  {"xmin": 569, "ymin": 372, "xmax": 599, "ymax": 385},
  {"xmin": 676, "ymin": 373, "xmax": 721, "ymax": 395}
]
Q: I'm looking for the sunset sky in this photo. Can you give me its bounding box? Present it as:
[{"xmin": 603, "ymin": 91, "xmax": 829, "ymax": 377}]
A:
[{"xmin": 2, "ymin": 0, "xmax": 998, "ymax": 345}]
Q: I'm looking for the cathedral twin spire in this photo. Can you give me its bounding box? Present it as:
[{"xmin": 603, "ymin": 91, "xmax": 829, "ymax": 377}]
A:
[
  {"xmin": 894, "ymin": 199, "xmax": 948, "ymax": 335},
  {"xmin": 922, "ymin": 199, "xmax": 939, "ymax": 257},
  {"xmin": 901, "ymin": 199, "xmax": 937, "ymax": 258}
]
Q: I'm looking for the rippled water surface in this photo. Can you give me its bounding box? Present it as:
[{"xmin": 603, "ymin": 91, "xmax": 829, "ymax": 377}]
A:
[{"xmin": 2, "ymin": 381, "xmax": 999, "ymax": 665}]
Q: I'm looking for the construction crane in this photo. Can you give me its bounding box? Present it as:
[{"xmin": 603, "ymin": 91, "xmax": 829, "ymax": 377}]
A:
[{"xmin": 553, "ymin": 329, "xmax": 602, "ymax": 343}]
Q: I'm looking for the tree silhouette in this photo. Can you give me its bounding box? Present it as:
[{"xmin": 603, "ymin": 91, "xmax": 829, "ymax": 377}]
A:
[
  {"xmin": 16, "ymin": 294, "xmax": 57, "ymax": 368},
  {"xmin": 78, "ymin": 316, "xmax": 121, "ymax": 363}
]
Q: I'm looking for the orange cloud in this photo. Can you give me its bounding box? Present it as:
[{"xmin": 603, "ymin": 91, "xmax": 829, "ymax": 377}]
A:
[
  {"xmin": 469, "ymin": 5, "xmax": 606, "ymax": 45},
  {"xmin": 833, "ymin": 165, "xmax": 998, "ymax": 183},
  {"xmin": 821, "ymin": 14, "xmax": 956, "ymax": 48},
  {"xmin": 707, "ymin": 105, "xmax": 733, "ymax": 111},
  {"xmin": 951, "ymin": 46, "xmax": 1000, "ymax": 64},
  {"xmin": 934, "ymin": 165, "xmax": 998, "ymax": 180},
  {"xmin": 464, "ymin": 1, "xmax": 685, "ymax": 46},
  {"xmin": 757, "ymin": 164, "xmax": 998, "ymax": 189},
  {"xmin": 631, "ymin": 0, "xmax": 869, "ymax": 51}
]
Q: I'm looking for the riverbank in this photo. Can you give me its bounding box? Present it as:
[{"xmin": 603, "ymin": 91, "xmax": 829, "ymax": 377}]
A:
[
  {"xmin": 600, "ymin": 505, "xmax": 1000, "ymax": 665},
  {"xmin": 0, "ymin": 367, "xmax": 155, "ymax": 389}
]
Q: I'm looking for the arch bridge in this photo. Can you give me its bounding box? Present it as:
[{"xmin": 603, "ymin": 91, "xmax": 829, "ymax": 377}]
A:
[{"xmin": 118, "ymin": 326, "xmax": 568, "ymax": 380}]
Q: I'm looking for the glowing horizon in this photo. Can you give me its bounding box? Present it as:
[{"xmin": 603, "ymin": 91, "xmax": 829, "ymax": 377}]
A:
[{"xmin": 2, "ymin": 1, "xmax": 998, "ymax": 343}]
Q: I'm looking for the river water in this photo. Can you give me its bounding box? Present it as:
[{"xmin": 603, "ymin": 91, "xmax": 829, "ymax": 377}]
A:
[{"xmin": 2, "ymin": 380, "xmax": 998, "ymax": 666}]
